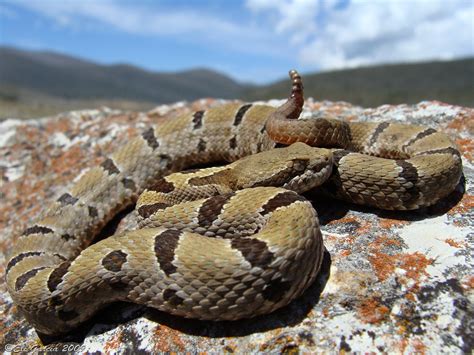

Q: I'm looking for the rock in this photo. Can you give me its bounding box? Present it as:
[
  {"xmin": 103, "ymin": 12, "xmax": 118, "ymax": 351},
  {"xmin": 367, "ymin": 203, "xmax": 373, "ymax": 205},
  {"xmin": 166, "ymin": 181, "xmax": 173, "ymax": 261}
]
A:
[{"xmin": 0, "ymin": 99, "xmax": 472, "ymax": 353}]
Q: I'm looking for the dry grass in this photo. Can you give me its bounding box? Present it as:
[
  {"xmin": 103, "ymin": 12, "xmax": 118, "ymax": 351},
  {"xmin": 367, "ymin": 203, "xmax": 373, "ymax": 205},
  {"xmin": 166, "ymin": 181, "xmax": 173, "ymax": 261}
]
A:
[{"xmin": 0, "ymin": 87, "xmax": 157, "ymax": 119}]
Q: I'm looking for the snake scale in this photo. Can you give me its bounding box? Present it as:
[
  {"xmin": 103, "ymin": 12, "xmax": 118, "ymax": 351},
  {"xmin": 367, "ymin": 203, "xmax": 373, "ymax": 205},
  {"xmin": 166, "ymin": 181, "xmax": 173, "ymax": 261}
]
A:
[{"xmin": 6, "ymin": 71, "xmax": 463, "ymax": 335}]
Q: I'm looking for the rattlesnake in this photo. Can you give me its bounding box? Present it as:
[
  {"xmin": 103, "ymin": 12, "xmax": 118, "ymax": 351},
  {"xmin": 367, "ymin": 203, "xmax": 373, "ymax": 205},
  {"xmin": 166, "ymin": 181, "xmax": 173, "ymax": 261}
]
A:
[{"xmin": 6, "ymin": 71, "xmax": 463, "ymax": 335}]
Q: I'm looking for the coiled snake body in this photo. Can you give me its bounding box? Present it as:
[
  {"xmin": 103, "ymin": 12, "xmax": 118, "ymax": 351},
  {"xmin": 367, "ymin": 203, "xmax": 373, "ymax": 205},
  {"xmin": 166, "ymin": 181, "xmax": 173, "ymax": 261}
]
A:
[{"xmin": 6, "ymin": 71, "xmax": 462, "ymax": 335}]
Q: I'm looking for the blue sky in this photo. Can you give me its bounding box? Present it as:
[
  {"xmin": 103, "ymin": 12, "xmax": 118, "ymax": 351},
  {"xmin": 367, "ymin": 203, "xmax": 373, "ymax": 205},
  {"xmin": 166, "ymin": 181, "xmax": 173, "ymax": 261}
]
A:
[{"xmin": 0, "ymin": 0, "xmax": 473, "ymax": 84}]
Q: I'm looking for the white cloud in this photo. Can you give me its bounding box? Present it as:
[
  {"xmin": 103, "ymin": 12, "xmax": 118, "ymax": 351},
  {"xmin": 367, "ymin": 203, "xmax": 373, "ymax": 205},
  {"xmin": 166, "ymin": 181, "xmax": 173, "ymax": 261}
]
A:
[
  {"xmin": 15, "ymin": 0, "xmax": 237, "ymax": 35},
  {"xmin": 246, "ymin": 0, "xmax": 320, "ymax": 44},
  {"xmin": 4, "ymin": 0, "xmax": 474, "ymax": 77},
  {"xmin": 247, "ymin": 0, "xmax": 474, "ymax": 71},
  {"xmin": 5, "ymin": 0, "xmax": 280, "ymax": 56}
]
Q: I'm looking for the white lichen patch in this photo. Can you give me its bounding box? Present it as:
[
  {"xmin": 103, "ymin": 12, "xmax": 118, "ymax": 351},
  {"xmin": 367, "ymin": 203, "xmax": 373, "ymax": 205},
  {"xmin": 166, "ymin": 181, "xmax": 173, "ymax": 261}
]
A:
[
  {"xmin": 95, "ymin": 122, "xmax": 126, "ymax": 146},
  {"xmin": 461, "ymin": 156, "xmax": 474, "ymax": 171},
  {"xmin": 0, "ymin": 119, "xmax": 29, "ymax": 180},
  {"xmin": 68, "ymin": 108, "xmax": 115, "ymax": 120},
  {"xmin": 148, "ymin": 101, "xmax": 187, "ymax": 116},
  {"xmin": 357, "ymin": 102, "xmax": 463, "ymax": 126},
  {"xmin": 3, "ymin": 163, "xmax": 25, "ymax": 181},
  {"xmin": 317, "ymin": 312, "xmax": 386, "ymax": 352},
  {"xmin": 250, "ymin": 99, "xmax": 286, "ymax": 108},
  {"xmin": 412, "ymin": 290, "xmax": 465, "ymax": 353},
  {"xmin": 49, "ymin": 132, "xmax": 71, "ymax": 148},
  {"xmin": 81, "ymin": 318, "xmax": 157, "ymax": 353},
  {"xmin": 0, "ymin": 119, "xmax": 25, "ymax": 147},
  {"xmin": 397, "ymin": 215, "xmax": 471, "ymax": 280},
  {"xmin": 411, "ymin": 101, "xmax": 462, "ymax": 119}
]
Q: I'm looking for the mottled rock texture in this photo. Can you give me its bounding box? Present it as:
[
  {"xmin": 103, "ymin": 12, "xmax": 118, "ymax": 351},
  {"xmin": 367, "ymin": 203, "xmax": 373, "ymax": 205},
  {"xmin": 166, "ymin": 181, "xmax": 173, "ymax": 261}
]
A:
[{"xmin": 1, "ymin": 99, "xmax": 472, "ymax": 353}]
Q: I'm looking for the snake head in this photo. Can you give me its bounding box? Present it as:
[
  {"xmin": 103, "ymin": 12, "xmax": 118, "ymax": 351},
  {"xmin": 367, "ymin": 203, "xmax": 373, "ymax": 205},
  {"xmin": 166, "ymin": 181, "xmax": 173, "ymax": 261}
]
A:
[
  {"xmin": 233, "ymin": 142, "xmax": 333, "ymax": 193},
  {"xmin": 280, "ymin": 142, "xmax": 333, "ymax": 193}
]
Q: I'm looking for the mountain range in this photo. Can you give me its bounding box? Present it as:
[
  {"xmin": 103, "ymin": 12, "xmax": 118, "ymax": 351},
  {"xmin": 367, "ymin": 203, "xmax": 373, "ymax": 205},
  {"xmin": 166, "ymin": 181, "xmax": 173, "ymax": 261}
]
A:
[
  {"xmin": 0, "ymin": 46, "xmax": 472, "ymax": 118},
  {"xmin": 0, "ymin": 46, "xmax": 248, "ymax": 103}
]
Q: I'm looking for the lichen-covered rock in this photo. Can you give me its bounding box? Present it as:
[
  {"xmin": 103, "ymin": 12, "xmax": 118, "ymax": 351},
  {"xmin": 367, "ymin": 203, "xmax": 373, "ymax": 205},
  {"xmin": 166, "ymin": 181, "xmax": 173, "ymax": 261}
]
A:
[{"xmin": 1, "ymin": 99, "xmax": 472, "ymax": 353}]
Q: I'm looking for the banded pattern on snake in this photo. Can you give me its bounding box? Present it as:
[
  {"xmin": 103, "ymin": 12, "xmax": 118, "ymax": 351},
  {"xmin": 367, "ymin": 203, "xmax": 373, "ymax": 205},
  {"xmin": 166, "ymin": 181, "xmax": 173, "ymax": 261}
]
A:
[{"xmin": 6, "ymin": 70, "xmax": 462, "ymax": 335}]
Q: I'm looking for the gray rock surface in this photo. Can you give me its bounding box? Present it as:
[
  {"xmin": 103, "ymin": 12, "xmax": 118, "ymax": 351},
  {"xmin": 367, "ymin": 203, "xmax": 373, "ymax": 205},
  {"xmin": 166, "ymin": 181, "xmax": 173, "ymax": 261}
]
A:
[{"xmin": 1, "ymin": 99, "xmax": 472, "ymax": 353}]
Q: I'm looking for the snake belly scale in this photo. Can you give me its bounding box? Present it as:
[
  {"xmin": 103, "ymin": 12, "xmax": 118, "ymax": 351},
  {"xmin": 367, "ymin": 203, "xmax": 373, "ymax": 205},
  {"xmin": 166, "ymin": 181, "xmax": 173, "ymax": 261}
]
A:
[{"xmin": 5, "ymin": 70, "xmax": 462, "ymax": 335}]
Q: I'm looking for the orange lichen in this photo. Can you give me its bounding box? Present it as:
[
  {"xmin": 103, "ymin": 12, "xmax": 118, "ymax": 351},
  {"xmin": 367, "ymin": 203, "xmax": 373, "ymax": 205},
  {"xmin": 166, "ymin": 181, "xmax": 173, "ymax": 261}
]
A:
[
  {"xmin": 448, "ymin": 193, "xmax": 474, "ymax": 216},
  {"xmin": 345, "ymin": 235, "xmax": 357, "ymax": 244},
  {"xmin": 462, "ymin": 276, "xmax": 474, "ymax": 290},
  {"xmin": 340, "ymin": 249, "xmax": 352, "ymax": 257},
  {"xmin": 400, "ymin": 252, "xmax": 432, "ymax": 280},
  {"xmin": 367, "ymin": 235, "xmax": 404, "ymax": 281},
  {"xmin": 17, "ymin": 125, "xmax": 42, "ymax": 144},
  {"xmin": 355, "ymin": 221, "xmax": 372, "ymax": 235},
  {"xmin": 51, "ymin": 145, "xmax": 86, "ymax": 176},
  {"xmin": 322, "ymin": 233, "xmax": 338, "ymax": 244},
  {"xmin": 378, "ymin": 218, "xmax": 409, "ymax": 229},
  {"xmin": 397, "ymin": 337, "xmax": 410, "ymax": 354},
  {"xmin": 328, "ymin": 214, "xmax": 372, "ymax": 235},
  {"xmin": 29, "ymin": 153, "xmax": 48, "ymax": 176},
  {"xmin": 103, "ymin": 331, "xmax": 124, "ymax": 354},
  {"xmin": 153, "ymin": 324, "xmax": 186, "ymax": 352},
  {"xmin": 45, "ymin": 118, "xmax": 72, "ymax": 135},
  {"xmin": 447, "ymin": 111, "xmax": 474, "ymax": 131},
  {"xmin": 358, "ymin": 298, "xmax": 390, "ymax": 324},
  {"xmin": 328, "ymin": 214, "xmax": 358, "ymax": 226},
  {"xmin": 126, "ymin": 126, "xmax": 139, "ymax": 138},
  {"xmin": 456, "ymin": 138, "xmax": 473, "ymax": 161},
  {"xmin": 412, "ymin": 339, "xmax": 427, "ymax": 354},
  {"xmin": 370, "ymin": 234, "xmax": 402, "ymax": 249},
  {"xmin": 368, "ymin": 252, "xmax": 397, "ymax": 281},
  {"xmin": 369, "ymin": 245, "xmax": 432, "ymax": 282},
  {"xmin": 445, "ymin": 238, "xmax": 462, "ymax": 248}
]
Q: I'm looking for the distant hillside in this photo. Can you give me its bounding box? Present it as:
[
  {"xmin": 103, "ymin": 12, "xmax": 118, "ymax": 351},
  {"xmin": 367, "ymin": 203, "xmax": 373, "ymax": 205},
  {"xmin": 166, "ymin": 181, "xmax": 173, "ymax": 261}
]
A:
[
  {"xmin": 0, "ymin": 46, "xmax": 472, "ymax": 119},
  {"xmin": 244, "ymin": 59, "xmax": 474, "ymax": 107},
  {"xmin": 0, "ymin": 46, "xmax": 249, "ymax": 103}
]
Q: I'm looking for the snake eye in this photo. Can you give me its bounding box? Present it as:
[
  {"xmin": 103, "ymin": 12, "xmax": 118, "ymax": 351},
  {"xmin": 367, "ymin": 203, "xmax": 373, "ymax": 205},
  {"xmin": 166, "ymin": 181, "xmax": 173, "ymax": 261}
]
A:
[
  {"xmin": 289, "ymin": 159, "xmax": 309, "ymax": 172},
  {"xmin": 295, "ymin": 163, "xmax": 305, "ymax": 171}
]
